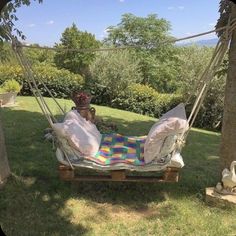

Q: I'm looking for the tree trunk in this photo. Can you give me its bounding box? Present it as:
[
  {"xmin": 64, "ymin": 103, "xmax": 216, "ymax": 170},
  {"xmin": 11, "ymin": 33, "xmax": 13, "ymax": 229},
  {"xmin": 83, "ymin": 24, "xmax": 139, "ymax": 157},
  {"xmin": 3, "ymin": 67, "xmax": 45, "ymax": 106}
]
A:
[
  {"xmin": 0, "ymin": 0, "xmax": 11, "ymax": 13},
  {"xmin": 220, "ymin": 3, "xmax": 236, "ymax": 169},
  {"xmin": 0, "ymin": 115, "xmax": 10, "ymax": 188}
]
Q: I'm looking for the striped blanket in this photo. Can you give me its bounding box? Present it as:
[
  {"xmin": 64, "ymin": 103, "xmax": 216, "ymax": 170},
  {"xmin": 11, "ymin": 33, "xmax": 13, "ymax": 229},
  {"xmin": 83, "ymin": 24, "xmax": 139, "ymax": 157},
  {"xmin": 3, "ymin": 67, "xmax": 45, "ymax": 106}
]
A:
[{"xmin": 84, "ymin": 133, "xmax": 146, "ymax": 166}]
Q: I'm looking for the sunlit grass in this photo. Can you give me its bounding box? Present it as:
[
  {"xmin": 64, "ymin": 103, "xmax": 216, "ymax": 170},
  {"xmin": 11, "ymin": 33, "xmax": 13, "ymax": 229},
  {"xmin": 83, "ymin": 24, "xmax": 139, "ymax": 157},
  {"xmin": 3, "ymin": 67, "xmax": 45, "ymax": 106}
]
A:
[{"xmin": 0, "ymin": 96, "xmax": 235, "ymax": 236}]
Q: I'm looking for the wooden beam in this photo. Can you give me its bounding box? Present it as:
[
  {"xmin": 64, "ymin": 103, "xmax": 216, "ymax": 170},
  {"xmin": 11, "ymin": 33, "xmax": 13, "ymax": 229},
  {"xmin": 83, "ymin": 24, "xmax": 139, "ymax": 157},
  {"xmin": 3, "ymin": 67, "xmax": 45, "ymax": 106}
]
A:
[{"xmin": 58, "ymin": 165, "xmax": 180, "ymax": 183}]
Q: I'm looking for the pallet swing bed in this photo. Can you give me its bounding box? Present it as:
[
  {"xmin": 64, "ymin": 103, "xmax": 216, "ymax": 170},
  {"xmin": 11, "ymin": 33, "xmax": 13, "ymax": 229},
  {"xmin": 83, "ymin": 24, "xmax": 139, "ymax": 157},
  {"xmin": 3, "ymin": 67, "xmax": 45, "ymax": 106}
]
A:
[{"xmin": 4, "ymin": 17, "xmax": 236, "ymax": 183}]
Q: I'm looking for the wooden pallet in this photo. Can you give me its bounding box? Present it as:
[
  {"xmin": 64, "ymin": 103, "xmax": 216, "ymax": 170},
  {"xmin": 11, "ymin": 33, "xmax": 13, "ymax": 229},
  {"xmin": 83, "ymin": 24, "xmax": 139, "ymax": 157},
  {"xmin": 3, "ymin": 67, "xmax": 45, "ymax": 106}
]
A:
[{"xmin": 58, "ymin": 165, "xmax": 180, "ymax": 183}]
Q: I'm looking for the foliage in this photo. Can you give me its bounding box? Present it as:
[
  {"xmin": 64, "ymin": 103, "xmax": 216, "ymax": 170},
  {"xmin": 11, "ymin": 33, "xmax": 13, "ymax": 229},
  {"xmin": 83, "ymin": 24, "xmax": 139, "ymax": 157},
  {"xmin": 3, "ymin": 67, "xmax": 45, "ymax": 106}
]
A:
[
  {"xmin": 216, "ymin": 0, "xmax": 231, "ymax": 36},
  {"xmin": 111, "ymin": 83, "xmax": 183, "ymax": 117},
  {"xmin": 0, "ymin": 63, "xmax": 84, "ymax": 98},
  {"xmin": 0, "ymin": 42, "xmax": 46, "ymax": 65},
  {"xmin": 0, "ymin": 0, "xmax": 43, "ymax": 43},
  {"xmin": 185, "ymin": 75, "xmax": 226, "ymax": 131},
  {"xmin": 89, "ymin": 50, "xmax": 142, "ymax": 103},
  {"xmin": 23, "ymin": 45, "xmax": 55, "ymax": 65},
  {"xmin": 176, "ymin": 45, "xmax": 226, "ymax": 130},
  {"xmin": 105, "ymin": 13, "xmax": 173, "ymax": 50},
  {"xmin": 145, "ymin": 50, "xmax": 180, "ymax": 92},
  {"xmin": 176, "ymin": 45, "xmax": 215, "ymax": 96},
  {"xmin": 0, "ymin": 42, "xmax": 53, "ymax": 65},
  {"xmin": 215, "ymin": 55, "xmax": 228, "ymax": 78},
  {"xmin": 104, "ymin": 13, "xmax": 178, "ymax": 92},
  {"xmin": 54, "ymin": 23, "xmax": 100, "ymax": 76},
  {"xmin": 0, "ymin": 78, "xmax": 21, "ymax": 93},
  {"xmin": 0, "ymin": 42, "xmax": 13, "ymax": 62}
]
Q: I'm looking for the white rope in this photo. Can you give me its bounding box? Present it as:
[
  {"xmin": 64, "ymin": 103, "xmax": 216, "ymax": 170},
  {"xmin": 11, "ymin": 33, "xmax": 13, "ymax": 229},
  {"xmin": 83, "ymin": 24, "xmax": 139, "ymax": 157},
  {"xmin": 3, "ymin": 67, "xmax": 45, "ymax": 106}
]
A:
[
  {"xmin": 4, "ymin": 17, "xmax": 236, "ymax": 161},
  {"xmin": 180, "ymin": 21, "xmax": 235, "ymax": 145},
  {"xmin": 18, "ymin": 24, "xmax": 235, "ymax": 53},
  {"xmin": 8, "ymin": 33, "xmax": 75, "ymax": 169},
  {"xmin": 22, "ymin": 54, "xmax": 66, "ymax": 116}
]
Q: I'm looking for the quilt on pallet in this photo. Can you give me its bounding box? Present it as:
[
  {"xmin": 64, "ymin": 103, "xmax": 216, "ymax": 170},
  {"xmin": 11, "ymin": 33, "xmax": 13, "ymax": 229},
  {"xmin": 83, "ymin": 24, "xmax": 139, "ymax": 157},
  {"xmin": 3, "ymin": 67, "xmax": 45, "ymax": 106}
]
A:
[{"xmin": 84, "ymin": 133, "xmax": 146, "ymax": 166}]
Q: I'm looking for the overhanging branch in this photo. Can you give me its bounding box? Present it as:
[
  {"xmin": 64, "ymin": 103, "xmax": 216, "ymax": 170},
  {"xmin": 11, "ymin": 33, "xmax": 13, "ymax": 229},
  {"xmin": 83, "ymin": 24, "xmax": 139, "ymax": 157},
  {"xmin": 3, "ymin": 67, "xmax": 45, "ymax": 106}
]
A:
[{"xmin": 0, "ymin": 0, "xmax": 11, "ymax": 14}]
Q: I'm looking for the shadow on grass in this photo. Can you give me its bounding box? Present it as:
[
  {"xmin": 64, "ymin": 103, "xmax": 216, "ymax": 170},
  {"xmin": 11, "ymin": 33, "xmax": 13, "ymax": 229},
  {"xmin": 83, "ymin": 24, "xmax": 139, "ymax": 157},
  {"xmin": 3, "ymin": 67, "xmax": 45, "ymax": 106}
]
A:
[
  {"xmin": 0, "ymin": 108, "xmax": 89, "ymax": 235},
  {"xmin": 97, "ymin": 115, "xmax": 156, "ymax": 136},
  {"xmin": 0, "ymin": 107, "xmax": 224, "ymax": 235}
]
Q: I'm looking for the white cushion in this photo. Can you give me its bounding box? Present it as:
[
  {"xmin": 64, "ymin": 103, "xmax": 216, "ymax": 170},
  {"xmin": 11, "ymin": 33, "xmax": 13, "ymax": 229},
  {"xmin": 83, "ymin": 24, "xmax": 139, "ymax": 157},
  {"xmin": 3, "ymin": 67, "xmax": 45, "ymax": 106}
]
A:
[
  {"xmin": 168, "ymin": 152, "xmax": 185, "ymax": 168},
  {"xmin": 52, "ymin": 110, "xmax": 102, "ymax": 156},
  {"xmin": 144, "ymin": 103, "xmax": 188, "ymax": 164}
]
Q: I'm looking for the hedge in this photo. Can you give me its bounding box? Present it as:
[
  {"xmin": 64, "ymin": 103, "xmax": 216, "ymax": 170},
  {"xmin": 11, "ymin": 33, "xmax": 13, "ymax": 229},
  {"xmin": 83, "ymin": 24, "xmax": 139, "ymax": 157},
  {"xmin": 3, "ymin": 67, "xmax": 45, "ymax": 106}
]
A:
[
  {"xmin": 0, "ymin": 64, "xmax": 84, "ymax": 98},
  {"xmin": 111, "ymin": 83, "xmax": 183, "ymax": 118}
]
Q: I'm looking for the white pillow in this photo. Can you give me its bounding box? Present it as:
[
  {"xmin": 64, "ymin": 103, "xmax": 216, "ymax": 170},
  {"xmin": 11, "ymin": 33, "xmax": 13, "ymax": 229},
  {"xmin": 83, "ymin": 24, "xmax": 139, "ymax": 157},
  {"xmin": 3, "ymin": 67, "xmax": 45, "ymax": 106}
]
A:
[
  {"xmin": 52, "ymin": 110, "xmax": 102, "ymax": 156},
  {"xmin": 144, "ymin": 103, "xmax": 188, "ymax": 164}
]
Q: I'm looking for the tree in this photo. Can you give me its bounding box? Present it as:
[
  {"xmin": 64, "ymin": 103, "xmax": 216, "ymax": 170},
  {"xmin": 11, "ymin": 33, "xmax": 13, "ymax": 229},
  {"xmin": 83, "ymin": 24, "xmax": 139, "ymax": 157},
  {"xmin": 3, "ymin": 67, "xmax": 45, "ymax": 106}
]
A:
[
  {"xmin": 0, "ymin": 0, "xmax": 11, "ymax": 13},
  {"xmin": 0, "ymin": 0, "xmax": 42, "ymax": 187},
  {"xmin": 23, "ymin": 44, "xmax": 55, "ymax": 65},
  {"xmin": 54, "ymin": 23, "xmax": 100, "ymax": 76},
  {"xmin": 0, "ymin": 42, "xmax": 12, "ymax": 62},
  {"xmin": 0, "ymin": 117, "xmax": 10, "ymax": 188},
  {"xmin": 89, "ymin": 50, "xmax": 142, "ymax": 102},
  {"xmin": 105, "ymin": 13, "xmax": 173, "ymax": 50},
  {"xmin": 219, "ymin": 0, "xmax": 236, "ymax": 169},
  {"xmin": 104, "ymin": 13, "xmax": 178, "ymax": 91},
  {"xmin": 0, "ymin": 0, "xmax": 42, "ymax": 42}
]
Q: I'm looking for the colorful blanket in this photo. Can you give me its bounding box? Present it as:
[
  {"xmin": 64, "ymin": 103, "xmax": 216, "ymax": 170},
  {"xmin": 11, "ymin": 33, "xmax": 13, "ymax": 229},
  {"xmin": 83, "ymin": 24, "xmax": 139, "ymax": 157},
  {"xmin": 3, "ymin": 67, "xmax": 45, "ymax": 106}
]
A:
[{"xmin": 84, "ymin": 133, "xmax": 146, "ymax": 166}]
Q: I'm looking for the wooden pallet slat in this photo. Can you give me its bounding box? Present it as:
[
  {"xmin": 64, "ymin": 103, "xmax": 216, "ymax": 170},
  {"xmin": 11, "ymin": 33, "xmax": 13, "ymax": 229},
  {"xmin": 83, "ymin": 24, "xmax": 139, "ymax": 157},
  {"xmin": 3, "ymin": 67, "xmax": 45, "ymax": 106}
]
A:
[{"xmin": 58, "ymin": 165, "xmax": 180, "ymax": 183}]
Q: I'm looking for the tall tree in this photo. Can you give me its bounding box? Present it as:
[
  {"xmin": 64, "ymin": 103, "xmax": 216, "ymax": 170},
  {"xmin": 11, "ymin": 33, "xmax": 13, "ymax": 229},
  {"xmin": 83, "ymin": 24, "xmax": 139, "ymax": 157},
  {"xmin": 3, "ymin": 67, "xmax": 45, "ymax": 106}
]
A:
[
  {"xmin": 89, "ymin": 50, "xmax": 142, "ymax": 101},
  {"xmin": 54, "ymin": 23, "xmax": 100, "ymax": 76},
  {"xmin": 104, "ymin": 13, "xmax": 178, "ymax": 92},
  {"xmin": 0, "ymin": 0, "xmax": 42, "ymax": 42},
  {"xmin": 219, "ymin": 0, "xmax": 236, "ymax": 169},
  {"xmin": 0, "ymin": 0, "xmax": 11, "ymax": 13}
]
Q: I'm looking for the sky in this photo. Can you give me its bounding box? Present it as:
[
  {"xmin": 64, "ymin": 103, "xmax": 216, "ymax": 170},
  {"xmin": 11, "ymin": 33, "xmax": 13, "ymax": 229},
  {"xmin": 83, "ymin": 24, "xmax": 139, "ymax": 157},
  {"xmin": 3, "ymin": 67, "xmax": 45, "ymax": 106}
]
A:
[{"xmin": 14, "ymin": 0, "xmax": 221, "ymax": 46}]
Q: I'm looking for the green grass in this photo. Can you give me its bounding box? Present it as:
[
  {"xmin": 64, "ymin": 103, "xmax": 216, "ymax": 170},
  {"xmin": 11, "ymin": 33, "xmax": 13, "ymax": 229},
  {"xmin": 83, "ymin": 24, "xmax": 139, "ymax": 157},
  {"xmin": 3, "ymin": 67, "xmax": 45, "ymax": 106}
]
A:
[{"xmin": 0, "ymin": 96, "xmax": 235, "ymax": 236}]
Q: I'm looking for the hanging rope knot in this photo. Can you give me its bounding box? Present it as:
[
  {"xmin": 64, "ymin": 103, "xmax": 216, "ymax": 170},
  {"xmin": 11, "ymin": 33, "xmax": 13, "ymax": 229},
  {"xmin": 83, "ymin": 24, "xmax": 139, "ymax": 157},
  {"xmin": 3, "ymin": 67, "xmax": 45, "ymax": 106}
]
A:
[{"xmin": 176, "ymin": 138, "xmax": 186, "ymax": 150}]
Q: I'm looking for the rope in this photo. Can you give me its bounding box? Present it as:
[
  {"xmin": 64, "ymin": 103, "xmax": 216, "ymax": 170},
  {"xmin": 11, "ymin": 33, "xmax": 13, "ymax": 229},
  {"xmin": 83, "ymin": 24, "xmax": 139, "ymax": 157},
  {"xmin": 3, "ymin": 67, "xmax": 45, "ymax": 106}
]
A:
[
  {"xmin": 185, "ymin": 38, "xmax": 222, "ymax": 105},
  {"xmin": 1, "ymin": 21, "xmax": 74, "ymax": 167},
  {"xmin": 17, "ymin": 48, "xmax": 57, "ymax": 124},
  {"xmin": 18, "ymin": 24, "xmax": 235, "ymax": 53},
  {"xmin": 3, "ymin": 17, "xmax": 236, "ymax": 163},
  {"xmin": 20, "ymin": 50, "xmax": 65, "ymax": 116},
  {"xmin": 180, "ymin": 19, "xmax": 235, "ymax": 145},
  {"xmin": 12, "ymin": 42, "xmax": 54, "ymax": 125}
]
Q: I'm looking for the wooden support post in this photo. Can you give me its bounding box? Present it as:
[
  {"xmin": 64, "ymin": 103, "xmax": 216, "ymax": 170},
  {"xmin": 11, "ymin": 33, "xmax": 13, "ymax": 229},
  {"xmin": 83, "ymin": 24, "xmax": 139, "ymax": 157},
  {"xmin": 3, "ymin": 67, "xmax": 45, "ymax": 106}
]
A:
[
  {"xmin": 163, "ymin": 167, "xmax": 179, "ymax": 182},
  {"xmin": 58, "ymin": 165, "xmax": 74, "ymax": 181},
  {"xmin": 0, "ymin": 115, "xmax": 10, "ymax": 188},
  {"xmin": 111, "ymin": 170, "xmax": 126, "ymax": 181}
]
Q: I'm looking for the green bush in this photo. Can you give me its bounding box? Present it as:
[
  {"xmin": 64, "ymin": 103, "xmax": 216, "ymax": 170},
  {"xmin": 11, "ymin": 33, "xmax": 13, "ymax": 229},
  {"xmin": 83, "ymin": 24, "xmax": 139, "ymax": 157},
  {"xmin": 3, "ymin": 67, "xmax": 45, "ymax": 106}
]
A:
[
  {"xmin": 0, "ymin": 79, "xmax": 21, "ymax": 93},
  {"xmin": 89, "ymin": 50, "xmax": 142, "ymax": 102},
  {"xmin": 0, "ymin": 64, "xmax": 84, "ymax": 98},
  {"xmin": 187, "ymin": 75, "xmax": 226, "ymax": 131},
  {"xmin": 111, "ymin": 83, "xmax": 183, "ymax": 117}
]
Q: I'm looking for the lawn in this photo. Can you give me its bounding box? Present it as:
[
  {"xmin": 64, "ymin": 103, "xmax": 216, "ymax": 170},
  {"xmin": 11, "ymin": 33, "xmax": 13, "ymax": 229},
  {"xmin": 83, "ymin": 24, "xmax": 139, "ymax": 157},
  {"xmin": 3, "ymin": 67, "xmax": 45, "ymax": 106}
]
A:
[{"xmin": 0, "ymin": 96, "xmax": 235, "ymax": 236}]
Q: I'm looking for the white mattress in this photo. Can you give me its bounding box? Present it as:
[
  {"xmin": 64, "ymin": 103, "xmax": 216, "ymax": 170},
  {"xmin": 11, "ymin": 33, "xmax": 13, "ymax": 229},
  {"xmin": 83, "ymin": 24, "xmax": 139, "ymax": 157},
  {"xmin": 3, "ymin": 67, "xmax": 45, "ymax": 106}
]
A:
[{"xmin": 56, "ymin": 148, "xmax": 184, "ymax": 172}]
